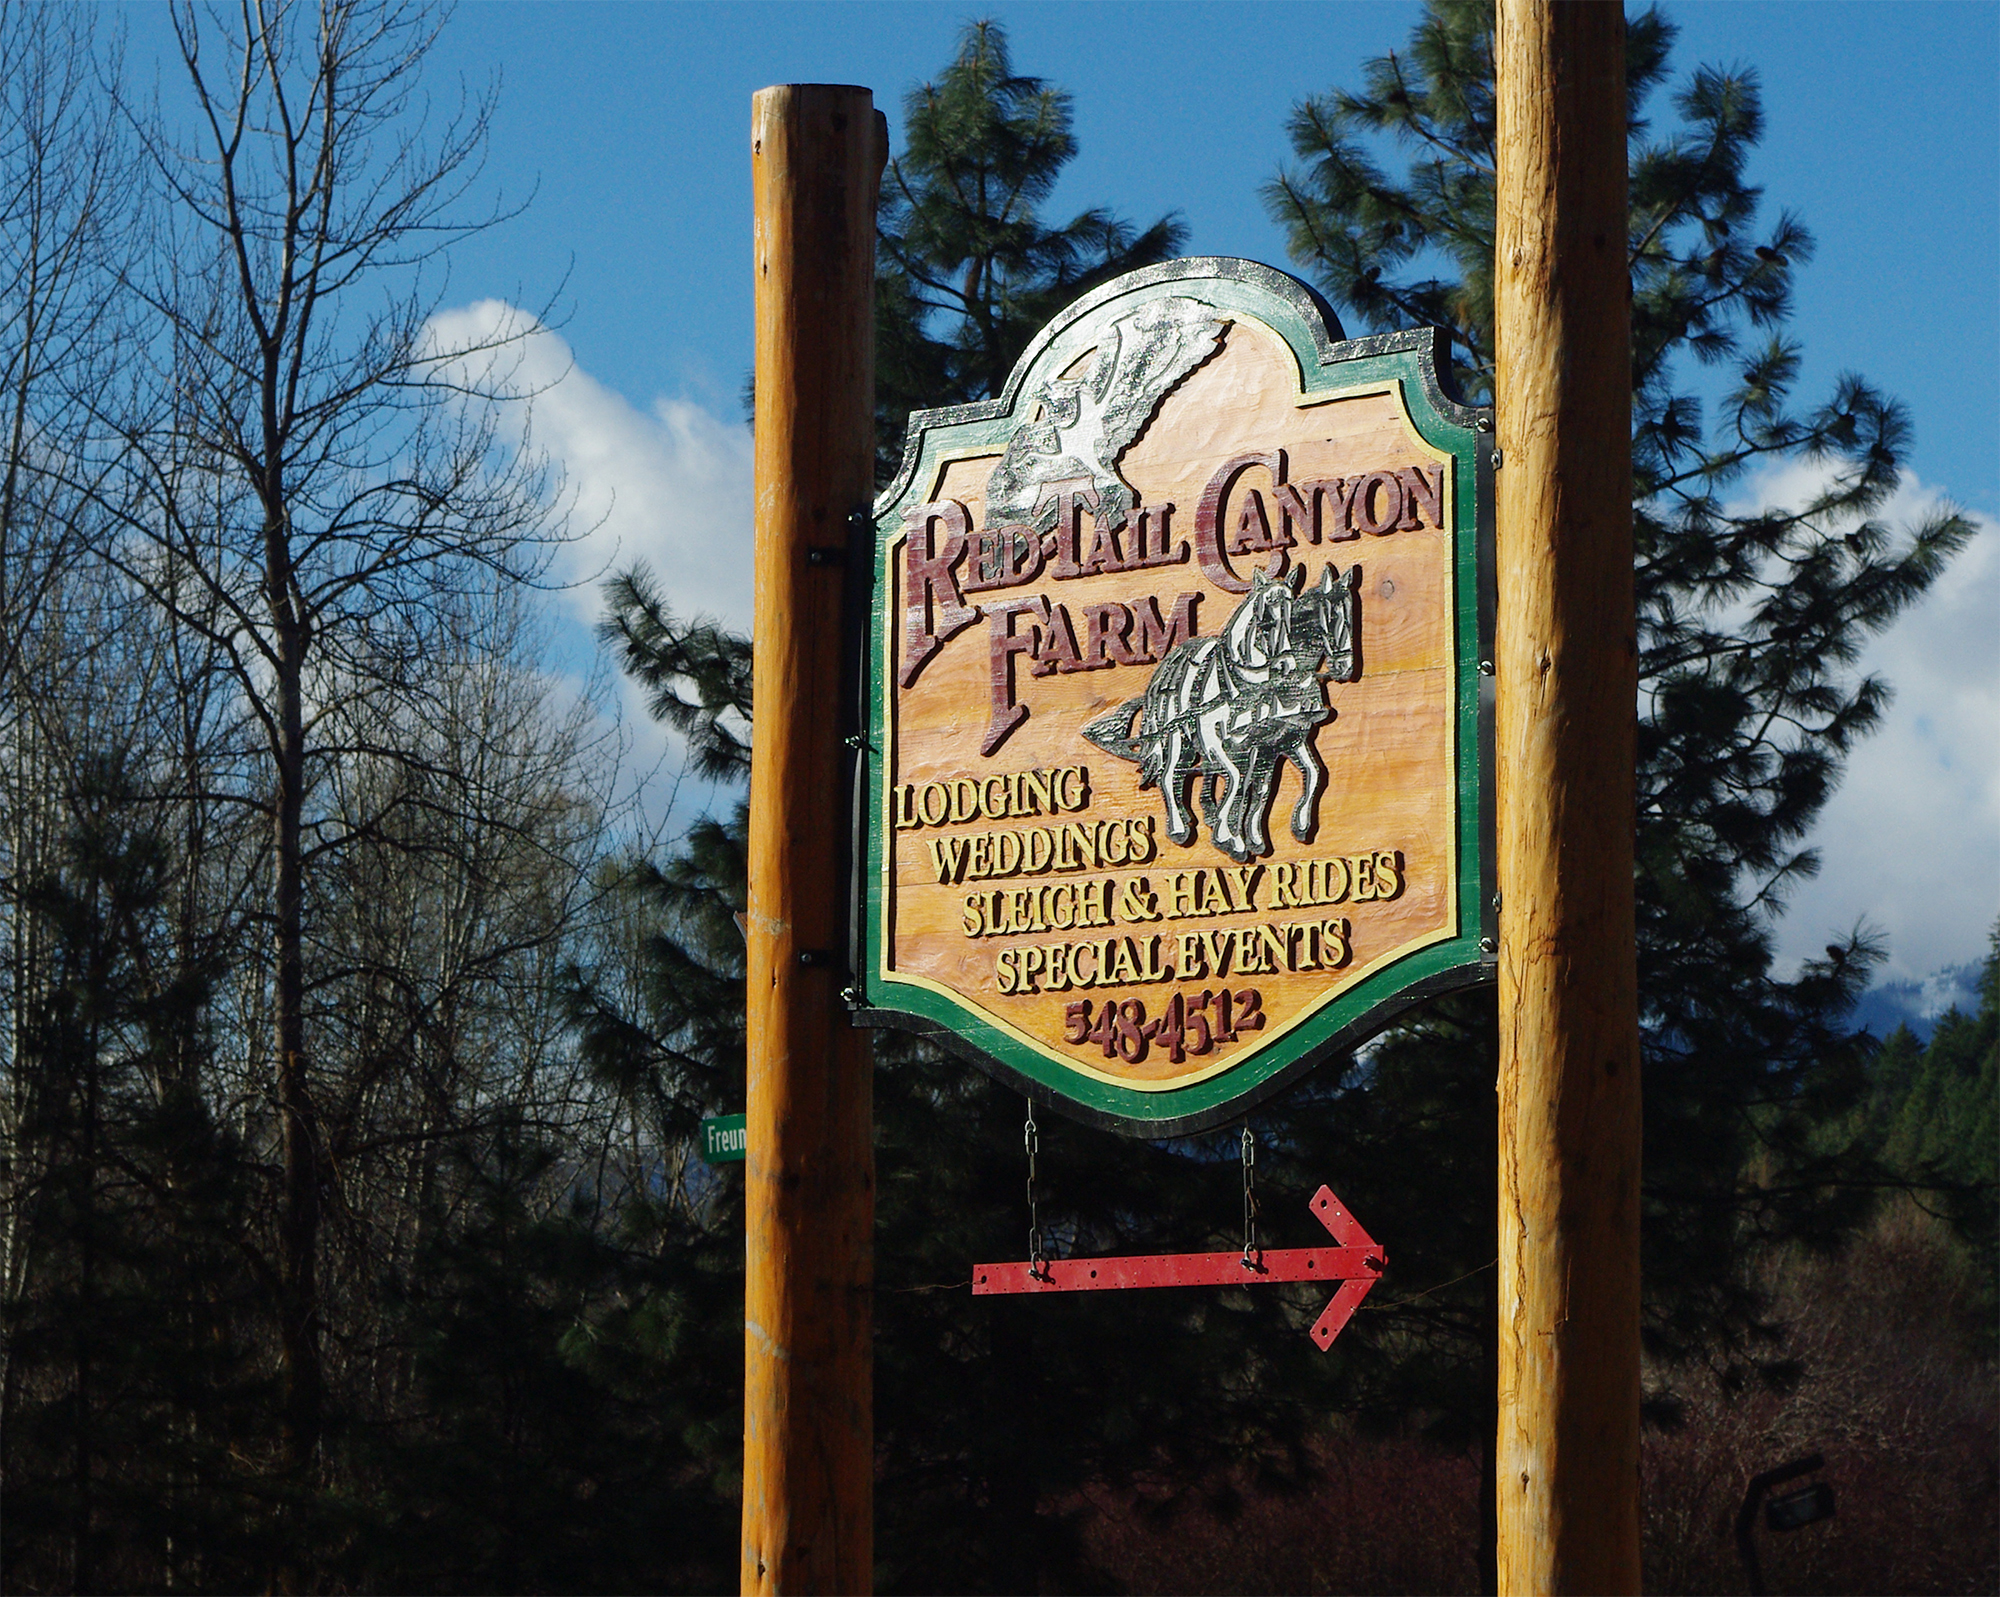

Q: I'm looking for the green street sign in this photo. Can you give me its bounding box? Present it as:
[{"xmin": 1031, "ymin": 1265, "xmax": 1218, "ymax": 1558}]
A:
[
  {"xmin": 700, "ymin": 1114, "xmax": 747, "ymax": 1164},
  {"xmin": 853, "ymin": 258, "xmax": 1494, "ymax": 1136}
]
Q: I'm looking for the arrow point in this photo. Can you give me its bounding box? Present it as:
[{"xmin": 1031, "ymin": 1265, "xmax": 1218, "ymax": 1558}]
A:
[{"xmin": 1308, "ymin": 1185, "xmax": 1379, "ymax": 1252}]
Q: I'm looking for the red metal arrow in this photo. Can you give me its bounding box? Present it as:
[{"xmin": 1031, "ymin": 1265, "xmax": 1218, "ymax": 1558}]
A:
[
  {"xmin": 1301, "ymin": 1185, "xmax": 1385, "ymax": 1349},
  {"xmin": 971, "ymin": 1184, "xmax": 1385, "ymax": 1351},
  {"xmin": 974, "ymin": 1245, "xmax": 1377, "ymax": 1294}
]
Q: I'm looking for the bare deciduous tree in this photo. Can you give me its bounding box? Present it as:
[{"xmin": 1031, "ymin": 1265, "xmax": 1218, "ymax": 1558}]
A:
[
  {"xmin": 0, "ymin": 0, "xmax": 138, "ymax": 1403},
  {"xmin": 99, "ymin": 0, "xmax": 568, "ymax": 1477}
]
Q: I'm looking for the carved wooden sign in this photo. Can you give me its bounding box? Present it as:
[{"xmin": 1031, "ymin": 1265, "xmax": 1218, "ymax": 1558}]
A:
[{"xmin": 854, "ymin": 259, "xmax": 1493, "ymax": 1134}]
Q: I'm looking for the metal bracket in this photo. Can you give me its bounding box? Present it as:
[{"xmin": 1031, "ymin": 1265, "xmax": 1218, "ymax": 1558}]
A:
[{"xmin": 1736, "ymin": 1452, "xmax": 1833, "ymax": 1594}]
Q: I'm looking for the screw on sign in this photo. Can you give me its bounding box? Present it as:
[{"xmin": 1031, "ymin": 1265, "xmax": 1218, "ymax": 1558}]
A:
[{"xmin": 973, "ymin": 1184, "xmax": 1385, "ymax": 1352}]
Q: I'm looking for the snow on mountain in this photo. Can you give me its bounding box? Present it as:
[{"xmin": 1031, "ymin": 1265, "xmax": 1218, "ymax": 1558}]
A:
[{"xmin": 1850, "ymin": 961, "xmax": 1985, "ymax": 1042}]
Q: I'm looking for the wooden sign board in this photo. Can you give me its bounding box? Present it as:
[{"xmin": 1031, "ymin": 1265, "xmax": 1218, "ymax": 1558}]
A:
[{"xmin": 853, "ymin": 258, "xmax": 1493, "ymax": 1135}]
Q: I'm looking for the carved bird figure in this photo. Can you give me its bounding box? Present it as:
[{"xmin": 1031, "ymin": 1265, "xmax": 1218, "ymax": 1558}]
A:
[{"xmin": 985, "ymin": 296, "xmax": 1229, "ymax": 533}]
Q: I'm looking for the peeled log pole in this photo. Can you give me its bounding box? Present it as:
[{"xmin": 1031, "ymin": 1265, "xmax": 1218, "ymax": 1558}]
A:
[
  {"xmin": 743, "ymin": 85, "xmax": 885, "ymax": 1597},
  {"xmin": 1494, "ymin": 4, "xmax": 1641, "ymax": 1593}
]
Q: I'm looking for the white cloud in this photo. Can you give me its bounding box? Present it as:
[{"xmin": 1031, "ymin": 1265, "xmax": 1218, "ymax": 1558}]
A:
[
  {"xmin": 1745, "ymin": 468, "xmax": 2000, "ymax": 980},
  {"xmin": 424, "ymin": 300, "xmax": 755, "ymax": 831},
  {"xmin": 425, "ymin": 300, "xmax": 754, "ymax": 633},
  {"xmin": 406, "ymin": 317, "xmax": 2000, "ymax": 964}
]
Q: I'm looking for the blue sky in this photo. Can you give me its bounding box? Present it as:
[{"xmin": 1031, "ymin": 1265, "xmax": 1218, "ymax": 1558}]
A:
[
  {"xmin": 406, "ymin": 0, "xmax": 1999, "ymax": 510},
  {"xmin": 120, "ymin": 1, "xmax": 1999, "ymax": 982}
]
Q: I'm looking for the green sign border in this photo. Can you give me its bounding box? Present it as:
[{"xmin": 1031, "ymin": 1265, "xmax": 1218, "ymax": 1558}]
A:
[{"xmin": 852, "ymin": 258, "xmax": 1494, "ymax": 1137}]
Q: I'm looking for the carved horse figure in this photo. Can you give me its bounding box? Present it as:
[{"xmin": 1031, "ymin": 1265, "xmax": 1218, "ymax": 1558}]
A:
[{"xmin": 1082, "ymin": 564, "xmax": 1361, "ymax": 862}]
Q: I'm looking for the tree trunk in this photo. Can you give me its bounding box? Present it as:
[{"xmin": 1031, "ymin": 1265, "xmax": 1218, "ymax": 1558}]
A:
[
  {"xmin": 1493, "ymin": 2, "xmax": 1642, "ymax": 1591},
  {"xmin": 741, "ymin": 83, "xmax": 885, "ymax": 1597},
  {"xmin": 268, "ymin": 503, "xmax": 323, "ymax": 1485},
  {"xmin": 71, "ymin": 1016, "xmax": 99, "ymax": 1596}
]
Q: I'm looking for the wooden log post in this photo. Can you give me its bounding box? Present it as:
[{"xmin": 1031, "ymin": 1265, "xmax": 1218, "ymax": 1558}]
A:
[
  {"xmin": 743, "ymin": 85, "xmax": 885, "ymax": 1597},
  {"xmin": 1493, "ymin": 4, "xmax": 1642, "ymax": 1593}
]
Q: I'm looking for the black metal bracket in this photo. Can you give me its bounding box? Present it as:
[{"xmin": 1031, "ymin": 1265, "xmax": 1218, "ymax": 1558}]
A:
[
  {"xmin": 1736, "ymin": 1452, "xmax": 1833, "ymax": 1595},
  {"xmin": 840, "ymin": 503, "xmax": 876, "ymax": 1001}
]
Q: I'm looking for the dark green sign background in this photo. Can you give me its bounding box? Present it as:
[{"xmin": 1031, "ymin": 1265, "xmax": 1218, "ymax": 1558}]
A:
[{"xmin": 699, "ymin": 1114, "xmax": 747, "ymax": 1164}]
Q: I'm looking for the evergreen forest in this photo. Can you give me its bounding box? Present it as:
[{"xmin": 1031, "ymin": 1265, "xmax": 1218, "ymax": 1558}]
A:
[{"xmin": 1, "ymin": 3, "xmax": 1992, "ymax": 1592}]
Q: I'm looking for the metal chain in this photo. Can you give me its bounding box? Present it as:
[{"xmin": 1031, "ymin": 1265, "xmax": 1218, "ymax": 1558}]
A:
[
  {"xmin": 1240, "ymin": 1125, "xmax": 1261, "ymax": 1267},
  {"xmin": 1025, "ymin": 1098, "xmax": 1047, "ymax": 1277}
]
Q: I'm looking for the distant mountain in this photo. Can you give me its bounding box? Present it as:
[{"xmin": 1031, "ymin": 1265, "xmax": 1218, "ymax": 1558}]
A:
[{"xmin": 1852, "ymin": 961, "xmax": 1985, "ymax": 1042}]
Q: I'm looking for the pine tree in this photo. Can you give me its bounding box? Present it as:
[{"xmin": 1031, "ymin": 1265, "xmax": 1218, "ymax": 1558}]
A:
[
  {"xmin": 356, "ymin": 1129, "xmax": 743, "ymax": 1594},
  {"xmin": 0, "ymin": 766, "xmax": 276, "ymax": 1593},
  {"xmin": 581, "ymin": 8, "xmax": 1984, "ymax": 1589},
  {"xmin": 588, "ymin": 580, "xmax": 1352, "ymax": 1592},
  {"xmin": 874, "ymin": 19, "xmax": 1186, "ymax": 484},
  {"xmin": 1263, "ymin": 0, "xmax": 1977, "ymax": 1406},
  {"xmin": 1860, "ymin": 923, "xmax": 1999, "ymax": 1350}
]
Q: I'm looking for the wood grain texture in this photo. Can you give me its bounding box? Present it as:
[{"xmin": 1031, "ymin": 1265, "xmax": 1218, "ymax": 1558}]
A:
[
  {"xmin": 1494, "ymin": 3, "xmax": 1642, "ymax": 1592},
  {"xmin": 743, "ymin": 84, "xmax": 885, "ymax": 1597},
  {"xmin": 881, "ymin": 322, "xmax": 1462, "ymax": 1089}
]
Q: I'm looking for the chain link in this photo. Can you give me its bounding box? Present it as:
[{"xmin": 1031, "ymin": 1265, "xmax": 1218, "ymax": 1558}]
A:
[
  {"xmin": 1240, "ymin": 1125, "xmax": 1261, "ymax": 1268},
  {"xmin": 1025, "ymin": 1098, "xmax": 1047, "ymax": 1278}
]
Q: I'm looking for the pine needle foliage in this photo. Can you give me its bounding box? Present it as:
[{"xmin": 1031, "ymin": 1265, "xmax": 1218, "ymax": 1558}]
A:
[
  {"xmin": 597, "ymin": 566, "xmax": 753, "ymax": 784},
  {"xmin": 1852, "ymin": 925, "xmax": 2000, "ymax": 1353},
  {"xmin": 875, "ymin": 19, "xmax": 1187, "ymax": 484},
  {"xmin": 1, "ymin": 769, "xmax": 277, "ymax": 1592},
  {"xmin": 572, "ymin": 8, "xmax": 1985, "ymax": 1589},
  {"xmin": 563, "ymin": 806, "xmax": 749, "ymax": 1151},
  {"xmin": 1266, "ymin": 0, "xmax": 1978, "ymax": 1392}
]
